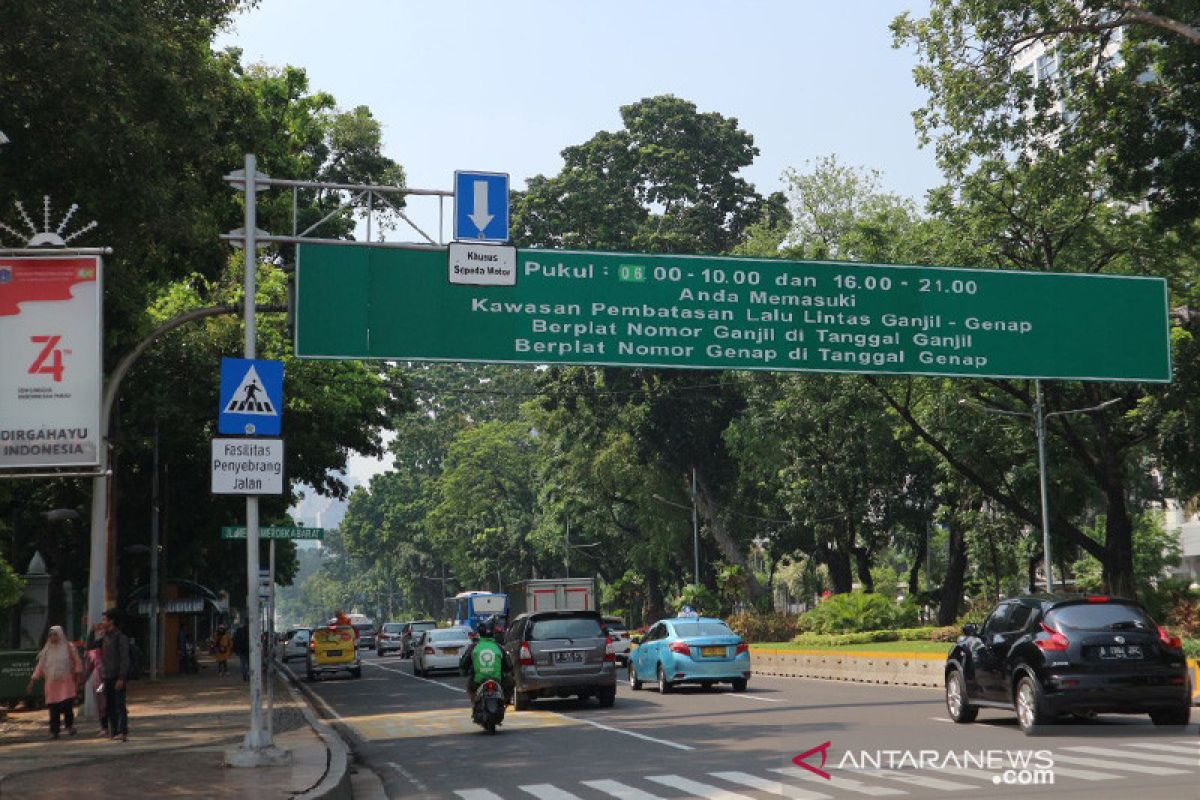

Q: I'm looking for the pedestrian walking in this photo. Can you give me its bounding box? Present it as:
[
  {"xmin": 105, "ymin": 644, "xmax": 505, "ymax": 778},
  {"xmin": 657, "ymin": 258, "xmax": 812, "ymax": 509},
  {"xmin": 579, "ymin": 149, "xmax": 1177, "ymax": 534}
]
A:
[
  {"xmin": 233, "ymin": 623, "xmax": 251, "ymax": 682},
  {"xmin": 213, "ymin": 624, "xmax": 232, "ymax": 676},
  {"xmin": 83, "ymin": 623, "xmax": 108, "ymax": 735},
  {"xmin": 99, "ymin": 608, "xmax": 131, "ymax": 741},
  {"xmin": 26, "ymin": 625, "xmax": 82, "ymax": 739}
]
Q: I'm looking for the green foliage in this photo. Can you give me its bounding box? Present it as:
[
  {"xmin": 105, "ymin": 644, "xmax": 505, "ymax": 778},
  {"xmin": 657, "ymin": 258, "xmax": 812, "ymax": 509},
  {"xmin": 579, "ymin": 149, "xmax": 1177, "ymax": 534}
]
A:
[
  {"xmin": 0, "ymin": 557, "xmax": 24, "ymax": 608},
  {"xmin": 1070, "ymin": 512, "xmax": 1182, "ymax": 601},
  {"xmin": 724, "ymin": 612, "xmax": 799, "ymax": 643},
  {"xmin": 669, "ymin": 584, "xmax": 722, "ymax": 617},
  {"xmin": 789, "ymin": 626, "xmax": 959, "ymax": 647},
  {"xmin": 796, "ymin": 592, "xmax": 919, "ymax": 635}
]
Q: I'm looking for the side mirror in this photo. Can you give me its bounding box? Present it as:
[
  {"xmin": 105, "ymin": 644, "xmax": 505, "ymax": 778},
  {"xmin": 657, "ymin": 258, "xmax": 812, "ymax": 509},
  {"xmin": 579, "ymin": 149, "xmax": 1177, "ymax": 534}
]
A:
[{"xmin": 961, "ymin": 623, "xmax": 978, "ymax": 638}]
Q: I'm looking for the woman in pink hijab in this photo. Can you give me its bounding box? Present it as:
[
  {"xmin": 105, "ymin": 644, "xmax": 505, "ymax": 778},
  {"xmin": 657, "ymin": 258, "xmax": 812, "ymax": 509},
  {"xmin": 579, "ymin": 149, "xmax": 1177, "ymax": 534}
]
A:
[{"xmin": 27, "ymin": 625, "xmax": 83, "ymax": 739}]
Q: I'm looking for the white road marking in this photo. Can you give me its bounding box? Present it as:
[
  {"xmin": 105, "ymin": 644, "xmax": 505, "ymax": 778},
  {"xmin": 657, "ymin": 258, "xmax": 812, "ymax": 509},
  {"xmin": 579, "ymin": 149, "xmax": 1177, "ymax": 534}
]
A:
[
  {"xmin": 1127, "ymin": 742, "xmax": 1200, "ymax": 756},
  {"xmin": 455, "ymin": 791, "xmax": 504, "ymax": 800},
  {"xmin": 772, "ymin": 767, "xmax": 907, "ymax": 796},
  {"xmin": 1050, "ymin": 753, "xmax": 1188, "ymax": 775},
  {"xmin": 566, "ymin": 717, "xmax": 694, "ymax": 751},
  {"xmin": 645, "ymin": 775, "xmax": 756, "ymax": 800},
  {"xmin": 580, "ymin": 779, "xmax": 670, "ymax": 800},
  {"xmin": 364, "ymin": 659, "xmax": 461, "ymax": 692},
  {"xmin": 367, "ymin": 659, "xmax": 690, "ymax": 750},
  {"xmin": 1060, "ymin": 745, "xmax": 1200, "ymax": 767},
  {"xmin": 723, "ymin": 693, "xmax": 781, "ymax": 703},
  {"xmin": 937, "ymin": 765, "xmax": 1119, "ymax": 782},
  {"xmin": 862, "ymin": 771, "xmax": 978, "ymax": 791},
  {"xmin": 520, "ymin": 784, "xmax": 584, "ymax": 799},
  {"xmin": 929, "ymin": 717, "xmax": 953, "ymax": 723},
  {"xmin": 709, "ymin": 770, "xmax": 832, "ymax": 798},
  {"xmin": 388, "ymin": 761, "xmax": 428, "ymax": 793}
]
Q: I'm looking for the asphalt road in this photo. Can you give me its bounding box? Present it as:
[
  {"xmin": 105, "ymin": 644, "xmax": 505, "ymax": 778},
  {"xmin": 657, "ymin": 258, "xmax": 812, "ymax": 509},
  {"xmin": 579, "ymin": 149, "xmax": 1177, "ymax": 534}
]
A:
[{"xmin": 300, "ymin": 650, "xmax": 1200, "ymax": 800}]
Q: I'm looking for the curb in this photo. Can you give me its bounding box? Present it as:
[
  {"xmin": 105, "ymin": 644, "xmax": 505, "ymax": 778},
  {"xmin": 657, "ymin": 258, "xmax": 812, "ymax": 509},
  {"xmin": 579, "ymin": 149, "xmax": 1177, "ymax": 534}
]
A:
[{"xmin": 279, "ymin": 662, "xmax": 353, "ymax": 800}]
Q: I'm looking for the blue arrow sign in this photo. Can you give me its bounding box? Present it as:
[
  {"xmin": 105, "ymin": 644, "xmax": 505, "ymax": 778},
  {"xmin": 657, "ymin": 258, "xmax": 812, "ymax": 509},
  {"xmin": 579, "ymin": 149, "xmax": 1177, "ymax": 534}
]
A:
[
  {"xmin": 218, "ymin": 357, "xmax": 283, "ymax": 435},
  {"xmin": 454, "ymin": 171, "xmax": 509, "ymax": 242}
]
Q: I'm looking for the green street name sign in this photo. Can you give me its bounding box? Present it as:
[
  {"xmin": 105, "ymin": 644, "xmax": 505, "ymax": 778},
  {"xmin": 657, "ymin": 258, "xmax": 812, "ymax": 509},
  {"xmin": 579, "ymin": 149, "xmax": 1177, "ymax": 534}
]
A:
[
  {"xmin": 221, "ymin": 526, "xmax": 324, "ymax": 540},
  {"xmin": 295, "ymin": 244, "xmax": 1170, "ymax": 383}
]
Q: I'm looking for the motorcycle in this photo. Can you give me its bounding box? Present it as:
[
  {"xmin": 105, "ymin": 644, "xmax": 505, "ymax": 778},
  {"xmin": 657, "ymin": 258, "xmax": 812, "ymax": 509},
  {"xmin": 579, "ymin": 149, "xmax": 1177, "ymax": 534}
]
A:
[{"xmin": 472, "ymin": 678, "xmax": 506, "ymax": 734}]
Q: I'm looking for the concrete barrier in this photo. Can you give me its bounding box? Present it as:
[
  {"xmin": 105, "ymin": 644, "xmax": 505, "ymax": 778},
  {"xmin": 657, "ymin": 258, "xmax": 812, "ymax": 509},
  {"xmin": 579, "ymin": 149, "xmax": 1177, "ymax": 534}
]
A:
[
  {"xmin": 751, "ymin": 648, "xmax": 948, "ymax": 688},
  {"xmin": 753, "ymin": 650, "xmax": 1200, "ymax": 701}
]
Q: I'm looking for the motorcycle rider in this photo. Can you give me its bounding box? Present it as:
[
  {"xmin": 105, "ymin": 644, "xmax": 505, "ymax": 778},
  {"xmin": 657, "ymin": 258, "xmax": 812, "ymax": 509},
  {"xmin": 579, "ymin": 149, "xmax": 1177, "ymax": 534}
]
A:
[{"xmin": 459, "ymin": 615, "xmax": 513, "ymax": 705}]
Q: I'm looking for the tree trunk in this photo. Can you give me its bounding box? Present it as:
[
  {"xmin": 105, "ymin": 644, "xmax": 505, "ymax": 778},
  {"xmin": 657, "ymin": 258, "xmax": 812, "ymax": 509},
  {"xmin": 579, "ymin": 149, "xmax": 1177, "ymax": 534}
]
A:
[
  {"xmin": 908, "ymin": 531, "xmax": 927, "ymax": 595},
  {"xmin": 820, "ymin": 547, "xmax": 853, "ymax": 594},
  {"xmin": 937, "ymin": 523, "xmax": 967, "ymax": 626},
  {"xmin": 1101, "ymin": 492, "xmax": 1136, "ymax": 598},
  {"xmin": 692, "ymin": 470, "xmax": 766, "ymax": 602},
  {"xmin": 852, "ymin": 546, "xmax": 874, "ymax": 593},
  {"xmin": 644, "ymin": 567, "xmax": 664, "ymax": 623}
]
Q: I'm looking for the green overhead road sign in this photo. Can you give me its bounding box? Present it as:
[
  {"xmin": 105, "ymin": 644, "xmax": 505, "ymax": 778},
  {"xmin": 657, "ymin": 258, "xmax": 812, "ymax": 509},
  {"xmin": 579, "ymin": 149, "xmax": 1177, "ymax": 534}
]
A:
[
  {"xmin": 221, "ymin": 526, "xmax": 324, "ymax": 540},
  {"xmin": 295, "ymin": 244, "xmax": 1170, "ymax": 383}
]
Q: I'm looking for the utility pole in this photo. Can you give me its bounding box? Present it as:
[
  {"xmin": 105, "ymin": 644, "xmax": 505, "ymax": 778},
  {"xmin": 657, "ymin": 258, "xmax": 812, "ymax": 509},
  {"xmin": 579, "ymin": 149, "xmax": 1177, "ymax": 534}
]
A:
[
  {"xmin": 149, "ymin": 421, "xmax": 159, "ymax": 680},
  {"xmin": 691, "ymin": 468, "xmax": 700, "ymax": 587}
]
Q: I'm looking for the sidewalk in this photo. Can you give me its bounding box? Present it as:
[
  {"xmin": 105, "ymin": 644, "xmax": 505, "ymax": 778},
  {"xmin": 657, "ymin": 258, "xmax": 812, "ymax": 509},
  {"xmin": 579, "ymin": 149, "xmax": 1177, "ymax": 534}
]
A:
[{"xmin": 0, "ymin": 658, "xmax": 331, "ymax": 799}]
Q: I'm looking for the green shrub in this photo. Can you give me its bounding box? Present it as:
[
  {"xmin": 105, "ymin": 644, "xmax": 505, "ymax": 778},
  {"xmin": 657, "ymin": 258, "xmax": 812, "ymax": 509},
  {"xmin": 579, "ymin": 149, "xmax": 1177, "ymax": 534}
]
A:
[
  {"xmin": 725, "ymin": 612, "xmax": 799, "ymax": 643},
  {"xmin": 1180, "ymin": 638, "xmax": 1200, "ymax": 659},
  {"xmin": 788, "ymin": 625, "xmax": 959, "ymax": 647},
  {"xmin": 795, "ymin": 592, "xmax": 919, "ymax": 635}
]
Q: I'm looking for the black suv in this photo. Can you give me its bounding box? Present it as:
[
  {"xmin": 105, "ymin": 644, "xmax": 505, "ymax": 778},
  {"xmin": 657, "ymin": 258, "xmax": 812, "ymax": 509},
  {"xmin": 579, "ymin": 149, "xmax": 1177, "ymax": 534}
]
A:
[
  {"xmin": 946, "ymin": 594, "xmax": 1190, "ymax": 735},
  {"xmin": 503, "ymin": 610, "xmax": 617, "ymax": 710}
]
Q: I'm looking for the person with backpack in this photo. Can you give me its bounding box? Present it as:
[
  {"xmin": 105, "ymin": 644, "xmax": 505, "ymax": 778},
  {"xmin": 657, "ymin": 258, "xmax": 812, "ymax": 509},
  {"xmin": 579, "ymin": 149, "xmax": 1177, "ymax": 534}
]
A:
[{"xmin": 100, "ymin": 608, "xmax": 131, "ymax": 741}]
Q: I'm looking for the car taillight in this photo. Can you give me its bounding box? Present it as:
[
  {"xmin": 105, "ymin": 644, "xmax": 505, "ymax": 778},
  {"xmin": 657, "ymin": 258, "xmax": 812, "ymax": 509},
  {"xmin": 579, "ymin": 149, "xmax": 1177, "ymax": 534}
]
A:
[
  {"xmin": 604, "ymin": 636, "xmax": 615, "ymax": 662},
  {"xmin": 1158, "ymin": 626, "xmax": 1182, "ymax": 650},
  {"xmin": 519, "ymin": 642, "xmax": 533, "ymax": 666},
  {"xmin": 424, "ymin": 645, "xmax": 435, "ymax": 654},
  {"xmin": 669, "ymin": 641, "xmax": 691, "ymax": 656},
  {"xmin": 735, "ymin": 642, "xmax": 749, "ymax": 655},
  {"xmin": 1086, "ymin": 595, "xmax": 1110, "ymax": 603},
  {"xmin": 1035, "ymin": 622, "xmax": 1069, "ymax": 651}
]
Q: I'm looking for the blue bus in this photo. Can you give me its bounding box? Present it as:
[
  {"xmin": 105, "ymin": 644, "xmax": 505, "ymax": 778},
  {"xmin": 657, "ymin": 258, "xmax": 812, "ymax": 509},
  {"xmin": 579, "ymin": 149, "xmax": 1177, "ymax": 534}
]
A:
[{"xmin": 448, "ymin": 591, "xmax": 509, "ymax": 634}]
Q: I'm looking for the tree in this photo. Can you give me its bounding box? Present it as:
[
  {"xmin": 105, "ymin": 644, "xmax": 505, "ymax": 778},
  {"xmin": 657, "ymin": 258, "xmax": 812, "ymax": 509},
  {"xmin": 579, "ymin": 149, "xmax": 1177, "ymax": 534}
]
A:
[{"xmin": 892, "ymin": 0, "xmax": 1200, "ymax": 227}]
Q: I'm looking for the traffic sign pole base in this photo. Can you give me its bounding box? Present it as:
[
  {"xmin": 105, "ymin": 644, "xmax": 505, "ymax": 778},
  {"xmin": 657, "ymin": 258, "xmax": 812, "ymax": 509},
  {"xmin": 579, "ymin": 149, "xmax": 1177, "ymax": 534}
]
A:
[{"xmin": 225, "ymin": 740, "xmax": 292, "ymax": 768}]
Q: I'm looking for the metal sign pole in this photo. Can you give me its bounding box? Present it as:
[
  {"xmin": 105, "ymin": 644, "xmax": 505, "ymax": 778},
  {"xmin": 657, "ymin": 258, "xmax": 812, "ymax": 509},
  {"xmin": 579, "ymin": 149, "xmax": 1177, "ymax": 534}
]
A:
[
  {"xmin": 1035, "ymin": 380, "xmax": 1054, "ymax": 593},
  {"xmin": 267, "ymin": 538, "xmax": 275, "ymax": 742}
]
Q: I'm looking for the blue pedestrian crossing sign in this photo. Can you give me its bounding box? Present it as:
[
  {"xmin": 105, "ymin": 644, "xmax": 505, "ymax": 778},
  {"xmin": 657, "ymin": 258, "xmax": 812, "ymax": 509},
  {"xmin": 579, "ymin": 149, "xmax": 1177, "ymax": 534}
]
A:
[
  {"xmin": 218, "ymin": 358, "xmax": 283, "ymax": 436},
  {"xmin": 454, "ymin": 170, "xmax": 509, "ymax": 243}
]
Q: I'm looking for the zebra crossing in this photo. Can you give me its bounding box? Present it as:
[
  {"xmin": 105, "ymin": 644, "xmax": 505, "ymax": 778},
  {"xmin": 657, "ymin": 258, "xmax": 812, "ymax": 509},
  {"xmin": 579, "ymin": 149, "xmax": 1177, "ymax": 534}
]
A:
[{"xmin": 452, "ymin": 739, "xmax": 1200, "ymax": 799}]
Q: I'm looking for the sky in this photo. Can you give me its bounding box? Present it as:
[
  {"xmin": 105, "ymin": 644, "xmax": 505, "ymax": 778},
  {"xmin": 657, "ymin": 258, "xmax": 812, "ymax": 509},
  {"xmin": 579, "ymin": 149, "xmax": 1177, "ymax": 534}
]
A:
[{"xmin": 215, "ymin": 0, "xmax": 943, "ymax": 500}]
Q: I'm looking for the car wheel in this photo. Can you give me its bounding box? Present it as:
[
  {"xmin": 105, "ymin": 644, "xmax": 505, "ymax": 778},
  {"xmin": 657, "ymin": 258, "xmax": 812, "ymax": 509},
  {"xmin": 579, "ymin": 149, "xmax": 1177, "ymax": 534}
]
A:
[
  {"xmin": 657, "ymin": 664, "xmax": 672, "ymax": 694},
  {"xmin": 945, "ymin": 669, "xmax": 978, "ymax": 723},
  {"xmin": 1015, "ymin": 676, "xmax": 1048, "ymax": 736},
  {"xmin": 350, "ymin": 667, "xmax": 362, "ymax": 679},
  {"xmin": 514, "ymin": 691, "xmax": 531, "ymax": 711},
  {"xmin": 1149, "ymin": 706, "xmax": 1191, "ymax": 727},
  {"xmin": 628, "ymin": 663, "xmax": 642, "ymax": 690},
  {"xmin": 731, "ymin": 678, "xmax": 748, "ymax": 692},
  {"xmin": 598, "ymin": 687, "xmax": 616, "ymax": 708}
]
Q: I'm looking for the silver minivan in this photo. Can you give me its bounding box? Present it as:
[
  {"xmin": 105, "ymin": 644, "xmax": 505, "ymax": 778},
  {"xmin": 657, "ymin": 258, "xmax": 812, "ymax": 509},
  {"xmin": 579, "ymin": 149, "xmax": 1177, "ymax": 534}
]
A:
[{"xmin": 504, "ymin": 610, "xmax": 617, "ymax": 709}]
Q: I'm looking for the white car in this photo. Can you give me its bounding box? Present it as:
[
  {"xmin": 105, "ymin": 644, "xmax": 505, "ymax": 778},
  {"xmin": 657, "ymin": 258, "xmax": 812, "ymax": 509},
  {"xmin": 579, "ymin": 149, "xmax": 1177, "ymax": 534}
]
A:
[
  {"xmin": 412, "ymin": 627, "xmax": 474, "ymax": 676},
  {"xmin": 281, "ymin": 628, "xmax": 311, "ymax": 662},
  {"xmin": 604, "ymin": 616, "xmax": 632, "ymax": 665}
]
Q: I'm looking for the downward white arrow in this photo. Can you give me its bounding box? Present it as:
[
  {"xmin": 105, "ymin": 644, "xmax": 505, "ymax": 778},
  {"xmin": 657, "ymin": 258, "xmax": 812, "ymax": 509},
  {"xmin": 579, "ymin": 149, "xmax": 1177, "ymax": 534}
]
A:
[{"xmin": 469, "ymin": 180, "xmax": 493, "ymax": 233}]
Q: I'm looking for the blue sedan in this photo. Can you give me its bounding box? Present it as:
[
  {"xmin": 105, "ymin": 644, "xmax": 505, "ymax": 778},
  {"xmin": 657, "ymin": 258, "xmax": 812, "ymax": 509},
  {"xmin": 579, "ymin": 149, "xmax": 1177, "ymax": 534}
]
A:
[{"xmin": 627, "ymin": 615, "xmax": 751, "ymax": 693}]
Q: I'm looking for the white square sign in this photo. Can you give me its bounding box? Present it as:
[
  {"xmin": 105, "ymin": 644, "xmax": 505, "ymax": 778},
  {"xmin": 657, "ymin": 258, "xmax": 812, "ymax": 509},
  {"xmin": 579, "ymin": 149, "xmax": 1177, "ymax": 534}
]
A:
[
  {"xmin": 211, "ymin": 437, "xmax": 285, "ymax": 495},
  {"xmin": 448, "ymin": 242, "xmax": 516, "ymax": 286}
]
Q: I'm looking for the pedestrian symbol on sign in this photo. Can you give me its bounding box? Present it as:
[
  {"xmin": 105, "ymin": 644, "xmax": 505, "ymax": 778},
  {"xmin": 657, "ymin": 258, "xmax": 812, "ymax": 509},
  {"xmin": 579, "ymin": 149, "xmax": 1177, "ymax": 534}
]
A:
[{"xmin": 224, "ymin": 365, "xmax": 276, "ymax": 416}]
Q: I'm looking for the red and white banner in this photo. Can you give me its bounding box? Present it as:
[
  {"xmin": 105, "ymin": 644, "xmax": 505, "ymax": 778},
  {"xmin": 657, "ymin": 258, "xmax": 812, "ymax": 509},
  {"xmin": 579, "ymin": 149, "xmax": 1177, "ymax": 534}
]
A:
[{"xmin": 0, "ymin": 255, "xmax": 102, "ymax": 468}]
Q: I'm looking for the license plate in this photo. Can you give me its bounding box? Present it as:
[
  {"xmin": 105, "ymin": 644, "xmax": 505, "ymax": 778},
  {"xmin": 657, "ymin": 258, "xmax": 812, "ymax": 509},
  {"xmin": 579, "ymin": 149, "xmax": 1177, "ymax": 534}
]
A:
[
  {"xmin": 701, "ymin": 646, "xmax": 726, "ymax": 657},
  {"xmin": 1098, "ymin": 645, "xmax": 1142, "ymax": 659},
  {"xmin": 552, "ymin": 650, "xmax": 584, "ymax": 664},
  {"xmin": 325, "ymin": 650, "xmax": 341, "ymax": 658},
  {"xmin": 441, "ymin": 647, "xmax": 461, "ymax": 654}
]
